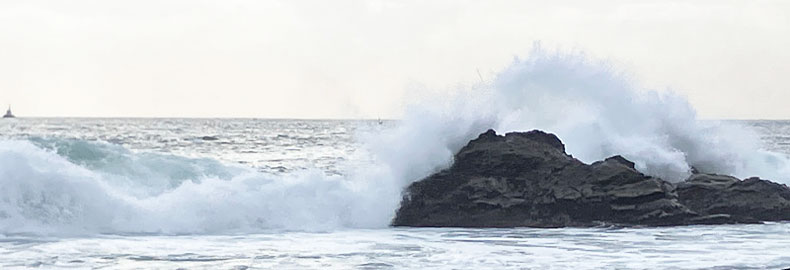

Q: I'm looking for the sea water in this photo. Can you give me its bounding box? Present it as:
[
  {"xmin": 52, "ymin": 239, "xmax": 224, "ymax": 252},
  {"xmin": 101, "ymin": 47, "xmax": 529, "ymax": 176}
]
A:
[
  {"xmin": 3, "ymin": 50, "xmax": 790, "ymax": 269},
  {"xmin": 0, "ymin": 118, "xmax": 789, "ymax": 270}
]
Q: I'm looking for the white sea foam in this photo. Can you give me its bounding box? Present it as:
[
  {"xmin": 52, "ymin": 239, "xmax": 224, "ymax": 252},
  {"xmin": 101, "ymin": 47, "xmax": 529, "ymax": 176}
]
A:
[
  {"xmin": 0, "ymin": 139, "xmax": 400, "ymax": 235},
  {"xmin": 3, "ymin": 225, "xmax": 790, "ymax": 269}
]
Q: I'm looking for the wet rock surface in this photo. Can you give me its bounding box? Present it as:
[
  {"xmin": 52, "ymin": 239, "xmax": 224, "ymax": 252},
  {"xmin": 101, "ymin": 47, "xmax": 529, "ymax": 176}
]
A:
[
  {"xmin": 392, "ymin": 129, "xmax": 790, "ymax": 227},
  {"xmin": 677, "ymin": 174, "xmax": 790, "ymax": 222}
]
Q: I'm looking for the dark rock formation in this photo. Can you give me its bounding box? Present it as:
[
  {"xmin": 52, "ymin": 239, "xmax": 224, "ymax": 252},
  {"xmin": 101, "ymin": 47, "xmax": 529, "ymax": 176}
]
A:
[
  {"xmin": 392, "ymin": 129, "xmax": 790, "ymax": 228},
  {"xmin": 677, "ymin": 174, "xmax": 790, "ymax": 222}
]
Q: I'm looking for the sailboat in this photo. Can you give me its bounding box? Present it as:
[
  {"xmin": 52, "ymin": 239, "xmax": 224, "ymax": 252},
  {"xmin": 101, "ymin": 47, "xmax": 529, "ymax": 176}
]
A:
[{"xmin": 3, "ymin": 105, "xmax": 15, "ymax": 118}]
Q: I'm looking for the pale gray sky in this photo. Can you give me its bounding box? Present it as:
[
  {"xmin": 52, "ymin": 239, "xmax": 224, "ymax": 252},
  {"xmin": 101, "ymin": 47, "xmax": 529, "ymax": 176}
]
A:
[{"xmin": 0, "ymin": 0, "xmax": 788, "ymax": 119}]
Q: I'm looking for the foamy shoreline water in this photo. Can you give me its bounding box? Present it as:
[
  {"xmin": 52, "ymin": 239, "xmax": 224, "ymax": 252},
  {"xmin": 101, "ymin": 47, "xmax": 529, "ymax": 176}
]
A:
[{"xmin": 2, "ymin": 224, "xmax": 789, "ymax": 269}]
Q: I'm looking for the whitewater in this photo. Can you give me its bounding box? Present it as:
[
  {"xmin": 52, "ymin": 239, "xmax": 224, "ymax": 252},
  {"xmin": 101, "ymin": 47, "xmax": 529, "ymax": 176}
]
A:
[{"xmin": 1, "ymin": 50, "xmax": 790, "ymax": 269}]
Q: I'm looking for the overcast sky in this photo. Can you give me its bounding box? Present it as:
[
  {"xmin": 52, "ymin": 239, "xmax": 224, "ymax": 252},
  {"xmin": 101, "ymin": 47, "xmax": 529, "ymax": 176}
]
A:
[{"xmin": 0, "ymin": 0, "xmax": 788, "ymax": 119}]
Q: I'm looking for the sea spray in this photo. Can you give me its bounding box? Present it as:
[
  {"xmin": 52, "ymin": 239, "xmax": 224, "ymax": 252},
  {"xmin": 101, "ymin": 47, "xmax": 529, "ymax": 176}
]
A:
[
  {"xmin": 489, "ymin": 48, "xmax": 790, "ymax": 182},
  {"xmin": 379, "ymin": 46, "xmax": 790, "ymax": 182}
]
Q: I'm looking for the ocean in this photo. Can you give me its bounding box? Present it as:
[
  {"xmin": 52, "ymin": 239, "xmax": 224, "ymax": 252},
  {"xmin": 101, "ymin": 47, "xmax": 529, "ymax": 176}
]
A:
[
  {"xmin": 3, "ymin": 52, "xmax": 790, "ymax": 269},
  {"xmin": 1, "ymin": 118, "xmax": 789, "ymax": 270}
]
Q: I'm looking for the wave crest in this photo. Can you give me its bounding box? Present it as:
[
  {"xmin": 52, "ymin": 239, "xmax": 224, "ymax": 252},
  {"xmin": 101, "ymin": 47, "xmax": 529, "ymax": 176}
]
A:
[{"xmin": 0, "ymin": 139, "xmax": 397, "ymax": 235}]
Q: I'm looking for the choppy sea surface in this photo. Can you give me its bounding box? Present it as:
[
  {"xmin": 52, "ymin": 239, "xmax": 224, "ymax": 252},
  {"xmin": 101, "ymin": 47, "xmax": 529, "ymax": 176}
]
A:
[{"xmin": 1, "ymin": 118, "xmax": 790, "ymax": 270}]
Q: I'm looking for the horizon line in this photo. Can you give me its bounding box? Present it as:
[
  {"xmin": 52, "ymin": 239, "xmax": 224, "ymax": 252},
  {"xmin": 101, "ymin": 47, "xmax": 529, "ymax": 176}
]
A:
[
  {"xmin": 4, "ymin": 116, "xmax": 790, "ymax": 121},
  {"xmin": 2, "ymin": 116, "xmax": 396, "ymax": 121}
]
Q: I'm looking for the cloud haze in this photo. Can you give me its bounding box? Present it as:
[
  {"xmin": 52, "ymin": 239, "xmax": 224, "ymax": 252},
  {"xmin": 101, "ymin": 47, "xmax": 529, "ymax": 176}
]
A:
[{"xmin": 0, "ymin": 0, "xmax": 788, "ymax": 118}]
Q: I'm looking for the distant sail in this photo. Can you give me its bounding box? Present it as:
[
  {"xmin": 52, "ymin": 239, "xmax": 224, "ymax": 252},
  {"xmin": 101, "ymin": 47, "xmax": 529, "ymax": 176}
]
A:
[{"xmin": 3, "ymin": 105, "xmax": 15, "ymax": 118}]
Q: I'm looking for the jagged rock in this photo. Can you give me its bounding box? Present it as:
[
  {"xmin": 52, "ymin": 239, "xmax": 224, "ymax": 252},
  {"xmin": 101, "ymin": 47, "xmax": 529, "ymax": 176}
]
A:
[
  {"xmin": 677, "ymin": 174, "xmax": 790, "ymax": 222},
  {"xmin": 393, "ymin": 130, "xmax": 694, "ymax": 227},
  {"xmin": 392, "ymin": 129, "xmax": 790, "ymax": 228}
]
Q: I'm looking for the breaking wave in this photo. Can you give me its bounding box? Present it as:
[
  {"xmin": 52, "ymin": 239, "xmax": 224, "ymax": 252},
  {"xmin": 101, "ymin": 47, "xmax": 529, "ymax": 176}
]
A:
[
  {"xmin": 0, "ymin": 139, "xmax": 399, "ymax": 235},
  {"xmin": 2, "ymin": 46, "xmax": 789, "ymax": 235}
]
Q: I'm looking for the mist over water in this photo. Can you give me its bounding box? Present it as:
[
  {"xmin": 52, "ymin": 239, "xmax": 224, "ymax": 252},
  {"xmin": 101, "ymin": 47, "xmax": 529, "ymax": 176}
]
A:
[{"xmin": 2, "ymin": 49, "xmax": 790, "ymax": 235}]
